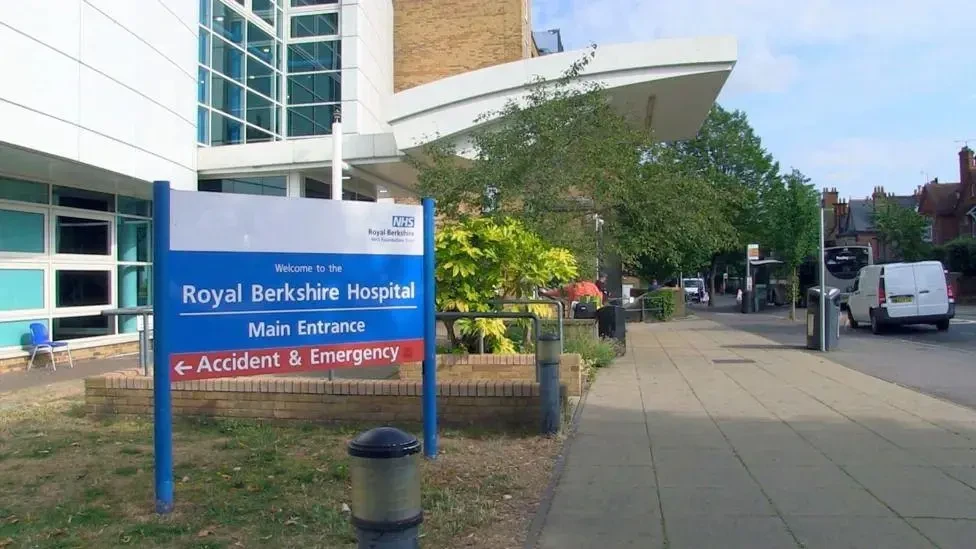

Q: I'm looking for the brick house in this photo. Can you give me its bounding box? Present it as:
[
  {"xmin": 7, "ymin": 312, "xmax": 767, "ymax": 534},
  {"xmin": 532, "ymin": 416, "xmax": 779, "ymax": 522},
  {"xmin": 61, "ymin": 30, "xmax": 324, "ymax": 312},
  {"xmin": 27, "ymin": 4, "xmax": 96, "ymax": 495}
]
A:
[
  {"xmin": 823, "ymin": 187, "xmax": 918, "ymax": 262},
  {"xmin": 916, "ymin": 146, "xmax": 976, "ymax": 244}
]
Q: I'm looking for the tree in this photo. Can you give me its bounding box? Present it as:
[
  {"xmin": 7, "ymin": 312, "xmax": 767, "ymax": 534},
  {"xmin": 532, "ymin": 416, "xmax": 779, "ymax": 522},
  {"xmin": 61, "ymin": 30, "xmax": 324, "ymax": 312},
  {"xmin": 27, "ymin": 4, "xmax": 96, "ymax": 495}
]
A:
[
  {"xmin": 764, "ymin": 169, "xmax": 820, "ymax": 320},
  {"xmin": 872, "ymin": 198, "xmax": 931, "ymax": 262},
  {"xmin": 412, "ymin": 49, "xmax": 651, "ymax": 275},
  {"xmin": 653, "ymin": 105, "xmax": 782, "ymax": 304},
  {"xmin": 435, "ymin": 217, "xmax": 577, "ymax": 352},
  {"xmin": 623, "ymin": 159, "xmax": 735, "ymax": 281}
]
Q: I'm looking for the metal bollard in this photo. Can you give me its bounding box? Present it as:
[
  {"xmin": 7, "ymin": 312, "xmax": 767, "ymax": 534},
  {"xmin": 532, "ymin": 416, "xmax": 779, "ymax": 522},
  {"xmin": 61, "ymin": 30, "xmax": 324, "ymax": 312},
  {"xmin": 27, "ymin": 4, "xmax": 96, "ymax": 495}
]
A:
[
  {"xmin": 537, "ymin": 333, "xmax": 561, "ymax": 435},
  {"xmin": 348, "ymin": 427, "xmax": 423, "ymax": 549}
]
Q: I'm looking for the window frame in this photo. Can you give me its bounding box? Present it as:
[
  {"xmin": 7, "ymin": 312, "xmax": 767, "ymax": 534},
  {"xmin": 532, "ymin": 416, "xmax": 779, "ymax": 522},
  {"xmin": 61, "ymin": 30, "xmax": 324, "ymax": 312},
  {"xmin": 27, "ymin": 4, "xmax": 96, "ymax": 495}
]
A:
[
  {"xmin": 0, "ymin": 200, "xmax": 49, "ymax": 258},
  {"xmin": 51, "ymin": 263, "xmax": 115, "ymax": 315},
  {"xmin": 50, "ymin": 207, "xmax": 116, "ymax": 262},
  {"xmin": 0, "ymin": 263, "xmax": 49, "ymax": 322}
]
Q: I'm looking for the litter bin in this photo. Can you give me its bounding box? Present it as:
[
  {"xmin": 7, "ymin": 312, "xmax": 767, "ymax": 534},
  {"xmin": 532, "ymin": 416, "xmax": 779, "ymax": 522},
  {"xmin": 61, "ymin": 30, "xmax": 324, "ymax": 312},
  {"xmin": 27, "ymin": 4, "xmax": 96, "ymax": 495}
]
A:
[
  {"xmin": 573, "ymin": 301, "xmax": 596, "ymax": 319},
  {"xmin": 806, "ymin": 287, "xmax": 841, "ymax": 351},
  {"xmin": 596, "ymin": 305, "xmax": 626, "ymax": 353}
]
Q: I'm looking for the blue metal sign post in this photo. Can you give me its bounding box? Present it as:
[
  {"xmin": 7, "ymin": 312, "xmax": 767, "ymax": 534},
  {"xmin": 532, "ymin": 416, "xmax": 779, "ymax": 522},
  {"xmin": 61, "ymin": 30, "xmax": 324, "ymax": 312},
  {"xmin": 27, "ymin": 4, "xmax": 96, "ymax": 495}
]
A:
[
  {"xmin": 150, "ymin": 184, "xmax": 436, "ymax": 513},
  {"xmin": 421, "ymin": 198, "xmax": 437, "ymax": 458},
  {"xmin": 152, "ymin": 181, "xmax": 174, "ymax": 514}
]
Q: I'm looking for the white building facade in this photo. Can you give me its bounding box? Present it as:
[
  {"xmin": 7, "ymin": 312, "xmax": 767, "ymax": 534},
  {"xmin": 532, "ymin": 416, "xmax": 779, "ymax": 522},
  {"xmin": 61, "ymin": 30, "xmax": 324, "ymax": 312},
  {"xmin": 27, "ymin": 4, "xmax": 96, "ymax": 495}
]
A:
[{"xmin": 0, "ymin": 0, "xmax": 736, "ymax": 361}]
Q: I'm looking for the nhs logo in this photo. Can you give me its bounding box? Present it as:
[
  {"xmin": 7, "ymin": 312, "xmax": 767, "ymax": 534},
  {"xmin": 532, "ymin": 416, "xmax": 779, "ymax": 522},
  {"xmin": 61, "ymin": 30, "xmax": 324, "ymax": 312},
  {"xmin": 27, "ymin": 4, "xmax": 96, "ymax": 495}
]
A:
[{"xmin": 391, "ymin": 215, "xmax": 416, "ymax": 228}]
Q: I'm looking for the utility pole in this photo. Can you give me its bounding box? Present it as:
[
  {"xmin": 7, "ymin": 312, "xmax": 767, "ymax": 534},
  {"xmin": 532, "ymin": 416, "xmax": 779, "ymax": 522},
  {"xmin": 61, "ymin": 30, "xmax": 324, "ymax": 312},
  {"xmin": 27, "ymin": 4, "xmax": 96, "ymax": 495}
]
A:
[{"xmin": 819, "ymin": 199, "xmax": 826, "ymax": 352}]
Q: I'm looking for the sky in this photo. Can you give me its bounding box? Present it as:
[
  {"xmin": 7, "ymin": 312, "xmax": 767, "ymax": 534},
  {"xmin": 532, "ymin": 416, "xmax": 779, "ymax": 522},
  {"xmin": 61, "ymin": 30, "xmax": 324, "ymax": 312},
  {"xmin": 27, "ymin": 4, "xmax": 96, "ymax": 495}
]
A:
[{"xmin": 532, "ymin": 0, "xmax": 975, "ymax": 200}]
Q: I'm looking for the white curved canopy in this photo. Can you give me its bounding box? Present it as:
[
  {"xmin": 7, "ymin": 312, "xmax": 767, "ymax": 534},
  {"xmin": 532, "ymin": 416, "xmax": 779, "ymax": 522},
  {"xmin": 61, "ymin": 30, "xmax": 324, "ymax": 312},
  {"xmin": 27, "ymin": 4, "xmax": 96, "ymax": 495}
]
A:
[{"xmin": 389, "ymin": 36, "xmax": 737, "ymax": 153}]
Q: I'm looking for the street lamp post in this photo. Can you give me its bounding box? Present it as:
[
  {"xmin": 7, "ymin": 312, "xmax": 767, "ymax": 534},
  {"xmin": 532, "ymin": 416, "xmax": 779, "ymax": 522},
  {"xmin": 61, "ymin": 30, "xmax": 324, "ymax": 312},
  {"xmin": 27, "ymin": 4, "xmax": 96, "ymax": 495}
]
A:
[{"xmin": 819, "ymin": 201, "xmax": 826, "ymax": 352}]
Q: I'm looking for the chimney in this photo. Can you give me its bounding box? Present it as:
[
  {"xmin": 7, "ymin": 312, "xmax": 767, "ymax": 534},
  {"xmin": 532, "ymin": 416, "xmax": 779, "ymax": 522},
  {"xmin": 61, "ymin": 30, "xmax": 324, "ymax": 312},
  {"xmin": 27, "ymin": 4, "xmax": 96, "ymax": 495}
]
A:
[
  {"xmin": 823, "ymin": 187, "xmax": 839, "ymax": 208},
  {"xmin": 962, "ymin": 146, "xmax": 975, "ymax": 185},
  {"xmin": 834, "ymin": 198, "xmax": 849, "ymax": 220},
  {"xmin": 872, "ymin": 186, "xmax": 886, "ymax": 201}
]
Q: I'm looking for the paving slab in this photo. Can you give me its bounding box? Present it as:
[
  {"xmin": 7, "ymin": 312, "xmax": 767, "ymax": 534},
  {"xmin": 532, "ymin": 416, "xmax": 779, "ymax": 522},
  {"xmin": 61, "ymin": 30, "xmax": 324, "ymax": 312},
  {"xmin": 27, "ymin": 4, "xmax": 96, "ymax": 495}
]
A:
[
  {"xmin": 532, "ymin": 320, "xmax": 976, "ymax": 548},
  {"xmin": 665, "ymin": 516, "xmax": 798, "ymax": 549}
]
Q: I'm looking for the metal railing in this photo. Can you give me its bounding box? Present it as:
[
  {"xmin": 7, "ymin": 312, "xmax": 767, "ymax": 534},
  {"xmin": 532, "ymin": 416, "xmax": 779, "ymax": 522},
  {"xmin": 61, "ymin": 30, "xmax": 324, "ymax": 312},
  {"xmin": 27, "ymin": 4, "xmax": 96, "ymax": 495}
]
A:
[
  {"xmin": 101, "ymin": 306, "xmax": 153, "ymax": 375},
  {"xmin": 490, "ymin": 298, "xmax": 563, "ymax": 353},
  {"xmin": 435, "ymin": 311, "xmax": 542, "ymax": 380}
]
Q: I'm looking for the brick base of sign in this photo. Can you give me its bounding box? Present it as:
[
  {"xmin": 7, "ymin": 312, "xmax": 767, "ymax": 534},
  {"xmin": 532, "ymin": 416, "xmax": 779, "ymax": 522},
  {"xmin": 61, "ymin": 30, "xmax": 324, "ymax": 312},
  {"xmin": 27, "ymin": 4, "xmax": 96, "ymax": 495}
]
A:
[
  {"xmin": 0, "ymin": 341, "xmax": 139, "ymax": 373},
  {"xmin": 84, "ymin": 370, "xmax": 567, "ymax": 430},
  {"xmin": 398, "ymin": 353, "xmax": 583, "ymax": 397}
]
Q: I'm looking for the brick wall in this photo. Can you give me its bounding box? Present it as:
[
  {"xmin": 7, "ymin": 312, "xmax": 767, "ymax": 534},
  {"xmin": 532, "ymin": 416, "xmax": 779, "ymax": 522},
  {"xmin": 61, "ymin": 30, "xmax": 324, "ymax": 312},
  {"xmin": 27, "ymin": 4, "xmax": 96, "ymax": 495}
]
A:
[
  {"xmin": 84, "ymin": 370, "xmax": 566, "ymax": 430},
  {"xmin": 398, "ymin": 353, "xmax": 582, "ymax": 396},
  {"xmin": 393, "ymin": 0, "xmax": 531, "ymax": 92},
  {"xmin": 0, "ymin": 341, "xmax": 139, "ymax": 373}
]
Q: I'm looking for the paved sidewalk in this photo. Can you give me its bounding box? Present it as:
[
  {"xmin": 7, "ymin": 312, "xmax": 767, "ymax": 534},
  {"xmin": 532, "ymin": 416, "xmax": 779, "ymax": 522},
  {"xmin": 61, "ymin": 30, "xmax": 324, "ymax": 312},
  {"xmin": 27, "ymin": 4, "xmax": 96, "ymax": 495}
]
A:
[{"xmin": 535, "ymin": 320, "xmax": 976, "ymax": 548}]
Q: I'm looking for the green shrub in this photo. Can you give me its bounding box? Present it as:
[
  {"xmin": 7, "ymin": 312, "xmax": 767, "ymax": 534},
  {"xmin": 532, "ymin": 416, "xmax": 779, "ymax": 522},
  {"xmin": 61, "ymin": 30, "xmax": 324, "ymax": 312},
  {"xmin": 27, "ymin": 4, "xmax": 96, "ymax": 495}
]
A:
[
  {"xmin": 644, "ymin": 290, "xmax": 676, "ymax": 321},
  {"xmin": 565, "ymin": 333, "xmax": 621, "ymax": 369}
]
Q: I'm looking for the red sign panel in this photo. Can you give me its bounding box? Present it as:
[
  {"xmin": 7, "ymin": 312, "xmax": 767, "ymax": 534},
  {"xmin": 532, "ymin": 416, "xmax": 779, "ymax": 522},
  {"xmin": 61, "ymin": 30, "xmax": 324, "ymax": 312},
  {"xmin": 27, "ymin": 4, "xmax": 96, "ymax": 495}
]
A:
[{"xmin": 169, "ymin": 339, "xmax": 423, "ymax": 382}]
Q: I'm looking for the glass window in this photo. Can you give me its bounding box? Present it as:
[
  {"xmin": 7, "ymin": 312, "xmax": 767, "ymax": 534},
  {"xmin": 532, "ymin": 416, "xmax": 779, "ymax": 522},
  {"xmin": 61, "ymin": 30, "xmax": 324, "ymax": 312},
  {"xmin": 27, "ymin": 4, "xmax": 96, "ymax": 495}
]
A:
[
  {"xmin": 287, "ymin": 104, "xmax": 335, "ymax": 137},
  {"xmin": 247, "ymin": 22, "xmax": 275, "ymax": 64},
  {"xmin": 252, "ymin": 0, "xmax": 275, "ymax": 26},
  {"xmin": 118, "ymin": 196, "xmax": 151, "ymax": 217},
  {"xmin": 212, "ymin": 75, "xmax": 244, "ymax": 118},
  {"xmin": 288, "ymin": 40, "xmax": 340, "ymax": 72},
  {"xmin": 343, "ymin": 190, "xmax": 376, "ymax": 202},
  {"xmin": 291, "ymin": 0, "xmax": 338, "ymax": 6},
  {"xmin": 0, "ymin": 177, "xmax": 48, "ymax": 204},
  {"xmin": 117, "ymin": 218, "xmax": 151, "ymax": 262},
  {"xmin": 0, "ymin": 319, "xmax": 45, "ymax": 348},
  {"xmin": 198, "ymin": 176, "xmax": 287, "ymax": 196},
  {"xmin": 53, "ymin": 186, "xmax": 114, "ymax": 212},
  {"xmin": 276, "ymin": 9, "xmax": 284, "ymax": 39},
  {"xmin": 246, "ymin": 91, "xmax": 274, "ymax": 132},
  {"xmin": 288, "ymin": 72, "xmax": 340, "ymax": 104},
  {"xmin": 56, "ymin": 270, "xmax": 111, "ymax": 308},
  {"xmin": 212, "ymin": 37, "xmax": 244, "ymax": 82},
  {"xmin": 0, "ymin": 209, "xmax": 45, "ymax": 253},
  {"xmin": 198, "ymin": 30, "xmax": 210, "ymax": 65},
  {"xmin": 246, "ymin": 55, "xmax": 275, "ymax": 97},
  {"xmin": 118, "ymin": 265, "xmax": 152, "ymax": 308},
  {"xmin": 198, "ymin": 67, "xmax": 209, "ymax": 102},
  {"xmin": 212, "ymin": 1, "xmax": 244, "ymax": 45},
  {"xmin": 53, "ymin": 315, "xmax": 113, "ymax": 341},
  {"xmin": 55, "ymin": 216, "xmax": 110, "ymax": 255},
  {"xmin": 199, "ymin": 0, "xmax": 210, "ymax": 27},
  {"xmin": 198, "ymin": 106, "xmax": 210, "ymax": 145},
  {"xmin": 290, "ymin": 13, "xmax": 339, "ymax": 38},
  {"xmin": 0, "ymin": 269, "xmax": 44, "ymax": 311},
  {"xmin": 211, "ymin": 111, "xmax": 244, "ymax": 146},
  {"xmin": 245, "ymin": 126, "xmax": 274, "ymax": 143},
  {"xmin": 304, "ymin": 177, "xmax": 331, "ymax": 199}
]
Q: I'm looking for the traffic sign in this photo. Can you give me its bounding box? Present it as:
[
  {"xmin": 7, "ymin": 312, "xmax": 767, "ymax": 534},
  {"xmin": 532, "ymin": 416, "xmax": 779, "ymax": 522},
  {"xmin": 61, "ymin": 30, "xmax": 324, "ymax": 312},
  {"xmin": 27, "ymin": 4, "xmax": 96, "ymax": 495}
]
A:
[{"xmin": 160, "ymin": 190, "xmax": 425, "ymax": 382}]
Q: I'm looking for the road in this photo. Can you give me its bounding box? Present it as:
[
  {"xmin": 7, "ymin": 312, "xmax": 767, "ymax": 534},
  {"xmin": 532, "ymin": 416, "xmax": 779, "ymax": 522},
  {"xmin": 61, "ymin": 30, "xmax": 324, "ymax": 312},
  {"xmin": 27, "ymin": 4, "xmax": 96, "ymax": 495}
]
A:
[{"xmin": 694, "ymin": 295, "xmax": 976, "ymax": 409}]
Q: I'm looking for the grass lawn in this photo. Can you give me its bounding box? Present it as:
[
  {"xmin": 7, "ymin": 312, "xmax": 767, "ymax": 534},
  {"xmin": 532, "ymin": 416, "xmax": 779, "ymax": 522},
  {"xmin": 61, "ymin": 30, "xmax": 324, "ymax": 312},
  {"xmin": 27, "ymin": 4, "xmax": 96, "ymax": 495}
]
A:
[{"xmin": 0, "ymin": 392, "xmax": 560, "ymax": 548}]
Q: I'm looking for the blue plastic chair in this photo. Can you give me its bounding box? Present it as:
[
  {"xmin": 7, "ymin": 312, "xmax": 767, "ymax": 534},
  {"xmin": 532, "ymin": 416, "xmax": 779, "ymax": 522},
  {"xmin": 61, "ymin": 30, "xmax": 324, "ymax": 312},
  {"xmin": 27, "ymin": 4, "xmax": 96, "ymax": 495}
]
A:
[{"xmin": 28, "ymin": 323, "xmax": 73, "ymax": 372}]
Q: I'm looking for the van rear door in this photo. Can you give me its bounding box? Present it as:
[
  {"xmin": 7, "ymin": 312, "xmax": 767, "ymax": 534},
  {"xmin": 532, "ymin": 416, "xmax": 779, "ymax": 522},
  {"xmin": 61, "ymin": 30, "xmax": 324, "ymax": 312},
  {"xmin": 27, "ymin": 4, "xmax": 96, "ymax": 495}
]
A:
[
  {"xmin": 913, "ymin": 261, "xmax": 949, "ymax": 317},
  {"xmin": 882, "ymin": 264, "xmax": 919, "ymax": 318}
]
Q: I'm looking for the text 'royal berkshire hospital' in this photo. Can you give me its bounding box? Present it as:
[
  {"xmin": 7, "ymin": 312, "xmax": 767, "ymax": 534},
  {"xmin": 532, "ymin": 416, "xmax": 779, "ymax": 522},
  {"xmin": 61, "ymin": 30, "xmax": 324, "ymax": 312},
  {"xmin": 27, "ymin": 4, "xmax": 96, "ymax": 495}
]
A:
[{"xmin": 0, "ymin": 0, "xmax": 736, "ymax": 368}]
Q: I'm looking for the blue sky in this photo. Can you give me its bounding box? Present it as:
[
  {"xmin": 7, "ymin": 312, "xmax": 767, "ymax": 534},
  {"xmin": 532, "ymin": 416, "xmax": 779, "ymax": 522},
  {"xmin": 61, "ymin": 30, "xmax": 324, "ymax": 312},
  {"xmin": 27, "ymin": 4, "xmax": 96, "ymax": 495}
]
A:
[{"xmin": 532, "ymin": 0, "xmax": 974, "ymax": 200}]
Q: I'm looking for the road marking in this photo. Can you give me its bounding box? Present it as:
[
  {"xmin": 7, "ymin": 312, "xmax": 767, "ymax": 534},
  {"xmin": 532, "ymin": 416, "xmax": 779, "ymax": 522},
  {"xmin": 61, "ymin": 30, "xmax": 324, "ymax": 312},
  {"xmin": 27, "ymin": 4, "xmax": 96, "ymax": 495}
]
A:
[{"xmin": 952, "ymin": 318, "xmax": 976, "ymax": 325}]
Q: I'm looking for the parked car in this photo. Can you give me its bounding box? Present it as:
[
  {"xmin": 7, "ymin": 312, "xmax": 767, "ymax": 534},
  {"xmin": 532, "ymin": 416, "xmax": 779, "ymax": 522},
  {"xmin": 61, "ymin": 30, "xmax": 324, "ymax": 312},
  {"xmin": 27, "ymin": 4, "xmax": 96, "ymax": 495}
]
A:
[
  {"xmin": 847, "ymin": 261, "xmax": 955, "ymax": 334},
  {"xmin": 682, "ymin": 278, "xmax": 704, "ymax": 302}
]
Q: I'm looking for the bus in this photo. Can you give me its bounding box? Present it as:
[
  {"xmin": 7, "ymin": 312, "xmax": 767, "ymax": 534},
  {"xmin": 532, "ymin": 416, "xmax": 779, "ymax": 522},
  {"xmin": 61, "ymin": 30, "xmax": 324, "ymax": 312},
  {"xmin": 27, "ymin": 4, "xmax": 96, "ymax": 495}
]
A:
[{"xmin": 797, "ymin": 244, "xmax": 874, "ymax": 308}]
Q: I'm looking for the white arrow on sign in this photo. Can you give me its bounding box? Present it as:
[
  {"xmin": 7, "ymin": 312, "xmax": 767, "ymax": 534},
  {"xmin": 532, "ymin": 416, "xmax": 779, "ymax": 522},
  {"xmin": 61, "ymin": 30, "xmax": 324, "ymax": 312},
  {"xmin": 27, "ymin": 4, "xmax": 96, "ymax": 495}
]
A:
[{"xmin": 173, "ymin": 361, "xmax": 194, "ymax": 376}]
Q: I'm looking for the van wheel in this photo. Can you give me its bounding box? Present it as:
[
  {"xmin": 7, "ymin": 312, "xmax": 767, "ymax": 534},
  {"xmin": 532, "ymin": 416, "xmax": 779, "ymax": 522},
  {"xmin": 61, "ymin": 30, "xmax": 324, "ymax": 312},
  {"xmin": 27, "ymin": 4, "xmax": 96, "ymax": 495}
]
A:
[
  {"xmin": 870, "ymin": 310, "xmax": 883, "ymax": 335},
  {"xmin": 847, "ymin": 310, "xmax": 859, "ymax": 329},
  {"xmin": 936, "ymin": 319, "xmax": 950, "ymax": 332}
]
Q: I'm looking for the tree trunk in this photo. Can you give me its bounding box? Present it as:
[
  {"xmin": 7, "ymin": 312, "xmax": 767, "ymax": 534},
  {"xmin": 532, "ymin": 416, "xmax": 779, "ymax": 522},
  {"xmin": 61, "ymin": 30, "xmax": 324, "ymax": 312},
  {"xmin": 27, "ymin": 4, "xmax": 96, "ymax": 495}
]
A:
[
  {"xmin": 707, "ymin": 254, "xmax": 719, "ymax": 307},
  {"xmin": 789, "ymin": 266, "xmax": 798, "ymax": 321}
]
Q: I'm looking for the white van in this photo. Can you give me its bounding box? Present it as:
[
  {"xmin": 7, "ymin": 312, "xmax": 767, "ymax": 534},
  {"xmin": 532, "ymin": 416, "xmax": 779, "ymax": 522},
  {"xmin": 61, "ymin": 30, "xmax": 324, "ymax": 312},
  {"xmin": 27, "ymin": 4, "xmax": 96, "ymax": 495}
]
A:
[{"xmin": 847, "ymin": 261, "xmax": 954, "ymax": 334}]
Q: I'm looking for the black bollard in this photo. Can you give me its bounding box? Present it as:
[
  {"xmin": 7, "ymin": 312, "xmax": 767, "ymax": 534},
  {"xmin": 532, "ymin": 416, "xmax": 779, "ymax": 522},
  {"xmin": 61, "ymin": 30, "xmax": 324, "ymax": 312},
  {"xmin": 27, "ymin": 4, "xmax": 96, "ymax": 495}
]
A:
[
  {"xmin": 348, "ymin": 427, "xmax": 423, "ymax": 549},
  {"xmin": 537, "ymin": 333, "xmax": 561, "ymax": 435}
]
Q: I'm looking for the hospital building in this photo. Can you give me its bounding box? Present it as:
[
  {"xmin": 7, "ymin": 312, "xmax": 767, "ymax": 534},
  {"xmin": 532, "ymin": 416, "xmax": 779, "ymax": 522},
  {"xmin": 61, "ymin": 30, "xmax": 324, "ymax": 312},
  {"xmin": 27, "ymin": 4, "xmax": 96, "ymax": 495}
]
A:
[{"xmin": 0, "ymin": 0, "xmax": 736, "ymax": 366}]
